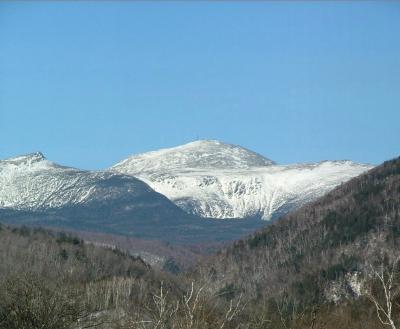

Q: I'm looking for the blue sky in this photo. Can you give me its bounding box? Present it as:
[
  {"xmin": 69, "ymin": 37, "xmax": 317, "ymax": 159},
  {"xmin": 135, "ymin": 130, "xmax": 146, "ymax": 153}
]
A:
[{"xmin": 0, "ymin": 2, "xmax": 399, "ymax": 169}]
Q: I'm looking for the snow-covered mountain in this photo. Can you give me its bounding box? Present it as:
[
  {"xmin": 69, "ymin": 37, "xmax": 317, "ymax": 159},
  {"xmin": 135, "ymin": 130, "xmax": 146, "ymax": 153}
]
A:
[
  {"xmin": 113, "ymin": 140, "xmax": 275, "ymax": 173},
  {"xmin": 0, "ymin": 142, "xmax": 373, "ymax": 242},
  {"xmin": 0, "ymin": 151, "xmax": 266, "ymax": 243},
  {"xmin": 0, "ymin": 152, "xmax": 160, "ymax": 210},
  {"xmin": 111, "ymin": 140, "xmax": 373, "ymax": 220}
]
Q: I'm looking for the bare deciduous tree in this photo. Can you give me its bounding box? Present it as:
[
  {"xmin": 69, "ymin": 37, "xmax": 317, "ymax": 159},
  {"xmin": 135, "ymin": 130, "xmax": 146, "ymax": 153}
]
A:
[{"xmin": 367, "ymin": 257, "xmax": 400, "ymax": 329}]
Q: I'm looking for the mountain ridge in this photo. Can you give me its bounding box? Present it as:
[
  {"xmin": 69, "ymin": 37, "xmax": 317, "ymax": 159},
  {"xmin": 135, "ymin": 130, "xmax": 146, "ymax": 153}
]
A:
[
  {"xmin": 111, "ymin": 140, "xmax": 373, "ymax": 220},
  {"xmin": 0, "ymin": 141, "xmax": 373, "ymax": 243},
  {"xmin": 0, "ymin": 151, "xmax": 267, "ymax": 243}
]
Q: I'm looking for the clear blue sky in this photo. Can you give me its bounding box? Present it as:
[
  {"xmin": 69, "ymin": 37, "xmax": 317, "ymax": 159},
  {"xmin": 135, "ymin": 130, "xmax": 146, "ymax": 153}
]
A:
[{"xmin": 1, "ymin": 2, "xmax": 399, "ymax": 170}]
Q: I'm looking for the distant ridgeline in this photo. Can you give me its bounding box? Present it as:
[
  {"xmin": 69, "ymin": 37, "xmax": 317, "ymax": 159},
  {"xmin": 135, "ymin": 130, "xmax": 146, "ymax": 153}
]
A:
[{"xmin": 0, "ymin": 141, "xmax": 371, "ymax": 244}]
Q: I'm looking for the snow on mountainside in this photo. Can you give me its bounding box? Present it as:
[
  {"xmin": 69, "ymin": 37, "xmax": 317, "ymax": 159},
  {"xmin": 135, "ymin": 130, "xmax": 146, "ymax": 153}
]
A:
[
  {"xmin": 111, "ymin": 140, "xmax": 373, "ymax": 220},
  {"xmin": 0, "ymin": 151, "xmax": 268, "ymax": 243},
  {"xmin": 0, "ymin": 152, "xmax": 160, "ymax": 210},
  {"xmin": 113, "ymin": 140, "xmax": 275, "ymax": 173}
]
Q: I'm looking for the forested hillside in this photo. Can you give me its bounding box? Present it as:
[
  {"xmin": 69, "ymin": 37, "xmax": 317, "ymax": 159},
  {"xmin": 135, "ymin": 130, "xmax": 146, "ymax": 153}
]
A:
[
  {"xmin": 0, "ymin": 224, "xmax": 252, "ymax": 329},
  {"xmin": 0, "ymin": 224, "xmax": 173, "ymax": 328},
  {"xmin": 195, "ymin": 156, "xmax": 400, "ymax": 328}
]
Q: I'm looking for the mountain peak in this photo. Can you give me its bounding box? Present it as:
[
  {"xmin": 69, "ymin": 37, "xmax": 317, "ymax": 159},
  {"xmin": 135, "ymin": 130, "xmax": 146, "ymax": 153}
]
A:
[
  {"xmin": 111, "ymin": 140, "xmax": 275, "ymax": 174},
  {"xmin": 178, "ymin": 139, "xmax": 233, "ymax": 148},
  {"xmin": 2, "ymin": 152, "xmax": 46, "ymax": 165}
]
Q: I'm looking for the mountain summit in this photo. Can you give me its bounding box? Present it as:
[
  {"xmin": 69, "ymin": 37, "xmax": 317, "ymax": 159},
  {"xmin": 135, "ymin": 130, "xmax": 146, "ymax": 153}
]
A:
[
  {"xmin": 2, "ymin": 152, "xmax": 47, "ymax": 166},
  {"xmin": 112, "ymin": 140, "xmax": 275, "ymax": 174},
  {"xmin": 111, "ymin": 141, "xmax": 373, "ymax": 220}
]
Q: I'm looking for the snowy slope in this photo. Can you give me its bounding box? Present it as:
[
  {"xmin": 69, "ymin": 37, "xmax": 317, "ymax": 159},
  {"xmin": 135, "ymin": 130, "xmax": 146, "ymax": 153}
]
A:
[
  {"xmin": 111, "ymin": 140, "xmax": 373, "ymax": 220},
  {"xmin": 113, "ymin": 140, "xmax": 275, "ymax": 173},
  {"xmin": 0, "ymin": 152, "xmax": 183, "ymax": 213},
  {"xmin": 0, "ymin": 151, "xmax": 267, "ymax": 243}
]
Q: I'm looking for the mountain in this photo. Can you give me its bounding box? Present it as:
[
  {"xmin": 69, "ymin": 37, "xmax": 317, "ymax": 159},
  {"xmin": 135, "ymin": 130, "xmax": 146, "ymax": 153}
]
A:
[
  {"xmin": 0, "ymin": 152, "xmax": 176, "ymax": 212},
  {"xmin": 111, "ymin": 140, "xmax": 373, "ymax": 220},
  {"xmin": 0, "ymin": 152, "xmax": 265, "ymax": 243},
  {"xmin": 0, "ymin": 142, "xmax": 373, "ymax": 243},
  {"xmin": 2, "ymin": 157, "xmax": 398, "ymax": 329},
  {"xmin": 112, "ymin": 140, "xmax": 275, "ymax": 173},
  {"xmin": 199, "ymin": 156, "xmax": 400, "ymax": 310}
]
